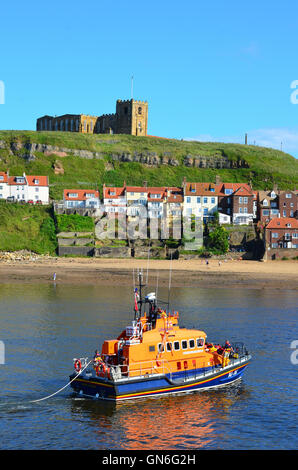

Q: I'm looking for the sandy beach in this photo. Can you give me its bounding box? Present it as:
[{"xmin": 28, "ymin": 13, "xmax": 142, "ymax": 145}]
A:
[{"xmin": 0, "ymin": 257, "xmax": 297, "ymax": 290}]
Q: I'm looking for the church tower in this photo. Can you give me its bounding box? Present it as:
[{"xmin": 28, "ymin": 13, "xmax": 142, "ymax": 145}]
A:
[{"xmin": 116, "ymin": 99, "xmax": 148, "ymax": 136}]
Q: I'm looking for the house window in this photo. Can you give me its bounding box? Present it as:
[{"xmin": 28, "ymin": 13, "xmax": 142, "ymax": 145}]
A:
[
  {"xmin": 263, "ymin": 209, "xmax": 269, "ymax": 216},
  {"xmin": 68, "ymin": 193, "xmax": 78, "ymax": 198},
  {"xmin": 272, "ymin": 243, "xmax": 278, "ymax": 248},
  {"xmin": 290, "ymin": 211, "xmax": 294, "ymax": 217},
  {"xmin": 244, "ymin": 207, "xmax": 247, "ymax": 213},
  {"xmin": 203, "ymin": 208, "xmax": 208, "ymax": 215},
  {"xmin": 211, "ymin": 197, "xmax": 215, "ymax": 204},
  {"xmin": 35, "ymin": 188, "xmax": 39, "ymax": 192},
  {"xmin": 239, "ymin": 197, "xmax": 243, "ymax": 204},
  {"xmin": 203, "ymin": 197, "xmax": 208, "ymax": 204},
  {"xmin": 286, "ymin": 193, "xmax": 292, "ymax": 198},
  {"xmin": 197, "ymin": 197, "xmax": 200, "ymax": 203},
  {"xmin": 283, "ymin": 210, "xmax": 286, "ymax": 217},
  {"xmin": 225, "ymin": 189, "xmax": 233, "ymax": 195},
  {"xmin": 272, "ymin": 233, "xmax": 278, "ymax": 238},
  {"xmin": 244, "ymin": 197, "xmax": 248, "ymax": 204},
  {"xmin": 187, "ymin": 197, "xmax": 191, "ymax": 203}
]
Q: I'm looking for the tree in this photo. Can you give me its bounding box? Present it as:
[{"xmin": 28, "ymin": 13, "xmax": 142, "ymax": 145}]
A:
[{"xmin": 206, "ymin": 225, "xmax": 229, "ymax": 253}]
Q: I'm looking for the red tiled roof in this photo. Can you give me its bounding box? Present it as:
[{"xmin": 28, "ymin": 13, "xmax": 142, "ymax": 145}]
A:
[
  {"xmin": 184, "ymin": 182, "xmax": 217, "ymax": 196},
  {"xmin": 216, "ymin": 183, "xmax": 251, "ymax": 196},
  {"xmin": 103, "ymin": 186, "xmax": 125, "ymax": 198},
  {"xmin": 64, "ymin": 189, "xmax": 100, "ymax": 201},
  {"xmin": 126, "ymin": 186, "xmax": 148, "ymax": 193},
  {"xmin": 0, "ymin": 172, "xmax": 8, "ymax": 183},
  {"xmin": 266, "ymin": 217, "xmax": 298, "ymax": 229},
  {"xmin": 26, "ymin": 175, "xmax": 49, "ymax": 187},
  {"xmin": 8, "ymin": 175, "xmax": 48, "ymax": 186},
  {"xmin": 233, "ymin": 186, "xmax": 253, "ymax": 197},
  {"xmin": 167, "ymin": 193, "xmax": 183, "ymax": 203}
]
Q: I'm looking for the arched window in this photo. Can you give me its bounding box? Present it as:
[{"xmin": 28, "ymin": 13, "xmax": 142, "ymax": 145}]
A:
[{"xmin": 138, "ymin": 107, "xmax": 142, "ymax": 114}]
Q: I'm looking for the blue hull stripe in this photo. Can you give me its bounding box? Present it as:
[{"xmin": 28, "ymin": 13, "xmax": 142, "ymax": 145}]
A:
[{"xmin": 71, "ymin": 361, "xmax": 249, "ymax": 401}]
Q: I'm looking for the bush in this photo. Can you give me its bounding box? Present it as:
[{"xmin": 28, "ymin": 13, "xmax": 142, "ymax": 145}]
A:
[{"xmin": 56, "ymin": 214, "xmax": 94, "ymax": 232}]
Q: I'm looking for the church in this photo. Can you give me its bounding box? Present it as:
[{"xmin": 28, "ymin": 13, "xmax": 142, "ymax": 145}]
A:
[{"xmin": 36, "ymin": 99, "xmax": 148, "ymax": 136}]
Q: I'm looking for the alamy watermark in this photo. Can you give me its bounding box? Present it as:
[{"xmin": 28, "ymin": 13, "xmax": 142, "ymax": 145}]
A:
[
  {"xmin": 0, "ymin": 341, "xmax": 5, "ymax": 364},
  {"xmin": 0, "ymin": 80, "xmax": 4, "ymax": 104},
  {"xmin": 95, "ymin": 205, "xmax": 203, "ymax": 250},
  {"xmin": 290, "ymin": 340, "xmax": 298, "ymax": 365},
  {"xmin": 290, "ymin": 80, "xmax": 298, "ymax": 104}
]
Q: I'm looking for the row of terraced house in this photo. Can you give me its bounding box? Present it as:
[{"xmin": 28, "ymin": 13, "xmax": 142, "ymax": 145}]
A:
[{"xmin": 63, "ymin": 181, "xmax": 298, "ymax": 250}]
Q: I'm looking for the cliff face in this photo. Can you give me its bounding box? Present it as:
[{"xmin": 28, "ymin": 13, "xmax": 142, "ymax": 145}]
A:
[{"xmin": 0, "ymin": 139, "xmax": 248, "ymax": 169}]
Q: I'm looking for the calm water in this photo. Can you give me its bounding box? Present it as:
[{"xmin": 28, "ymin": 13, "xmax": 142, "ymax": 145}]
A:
[{"xmin": 0, "ymin": 282, "xmax": 297, "ymax": 450}]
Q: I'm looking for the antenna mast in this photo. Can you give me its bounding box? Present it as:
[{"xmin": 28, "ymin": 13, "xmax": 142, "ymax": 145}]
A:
[{"xmin": 131, "ymin": 75, "xmax": 134, "ymax": 100}]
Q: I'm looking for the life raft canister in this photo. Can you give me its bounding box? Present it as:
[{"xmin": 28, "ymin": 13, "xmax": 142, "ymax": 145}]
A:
[{"xmin": 74, "ymin": 359, "xmax": 82, "ymax": 372}]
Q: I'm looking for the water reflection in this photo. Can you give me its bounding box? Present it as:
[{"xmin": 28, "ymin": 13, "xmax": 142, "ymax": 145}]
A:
[
  {"xmin": 0, "ymin": 282, "xmax": 297, "ymax": 450},
  {"xmin": 69, "ymin": 383, "xmax": 248, "ymax": 449}
]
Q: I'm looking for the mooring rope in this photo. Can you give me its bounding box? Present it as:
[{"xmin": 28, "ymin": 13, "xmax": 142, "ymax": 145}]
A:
[
  {"xmin": 0, "ymin": 359, "xmax": 93, "ymax": 408},
  {"xmin": 30, "ymin": 359, "xmax": 93, "ymax": 403}
]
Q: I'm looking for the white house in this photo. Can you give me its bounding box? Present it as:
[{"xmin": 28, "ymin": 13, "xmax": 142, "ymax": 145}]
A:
[
  {"xmin": 63, "ymin": 189, "xmax": 100, "ymax": 208},
  {"xmin": 0, "ymin": 172, "xmax": 9, "ymax": 200},
  {"xmin": 103, "ymin": 184, "xmax": 127, "ymax": 214},
  {"xmin": 0, "ymin": 172, "xmax": 49, "ymax": 204},
  {"xmin": 183, "ymin": 182, "xmax": 218, "ymax": 220}
]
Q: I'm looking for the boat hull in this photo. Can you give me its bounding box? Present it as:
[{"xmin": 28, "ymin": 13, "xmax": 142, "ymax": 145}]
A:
[{"xmin": 69, "ymin": 356, "xmax": 251, "ymax": 401}]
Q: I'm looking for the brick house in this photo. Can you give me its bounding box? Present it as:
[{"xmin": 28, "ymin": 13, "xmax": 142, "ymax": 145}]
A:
[
  {"xmin": 216, "ymin": 183, "xmax": 254, "ymax": 225},
  {"xmin": 257, "ymin": 190, "xmax": 280, "ymax": 224},
  {"xmin": 265, "ymin": 217, "xmax": 298, "ymax": 249},
  {"xmin": 278, "ymin": 190, "xmax": 298, "ymax": 219}
]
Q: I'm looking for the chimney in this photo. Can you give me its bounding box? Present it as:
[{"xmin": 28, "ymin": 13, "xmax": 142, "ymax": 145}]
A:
[{"xmin": 215, "ymin": 175, "xmax": 221, "ymax": 185}]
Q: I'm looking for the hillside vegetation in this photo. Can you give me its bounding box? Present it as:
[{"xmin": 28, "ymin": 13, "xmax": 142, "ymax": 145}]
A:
[
  {"xmin": 0, "ymin": 130, "xmax": 297, "ymax": 199},
  {"xmin": 0, "ymin": 201, "xmax": 57, "ymax": 254}
]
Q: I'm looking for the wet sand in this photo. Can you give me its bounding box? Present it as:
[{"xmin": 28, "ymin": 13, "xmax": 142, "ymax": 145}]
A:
[{"xmin": 0, "ymin": 258, "xmax": 297, "ymax": 290}]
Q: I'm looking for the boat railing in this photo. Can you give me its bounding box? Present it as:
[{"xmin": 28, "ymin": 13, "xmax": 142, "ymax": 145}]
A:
[{"xmin": 104, "ymin": 358, "xmax": 173, "ymax": 381}]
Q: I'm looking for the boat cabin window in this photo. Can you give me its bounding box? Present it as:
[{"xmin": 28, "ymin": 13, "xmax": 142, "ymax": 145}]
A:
[
  {"xmin": 197, "ymin": 338, "xmax": 204, "ymax": 347},
  {"xmin": 158, "ymin": 343, "xmax": 165, "ymax": 353},
  {"xmin": 181, "ymin": 340, "xmax": 188, "ymax": 350},
  {"xmin": 166, "ymin": 342, "xmax": 172, "ymax": 352},
  {"xmin": 174, "ymin": 341, "xmax": 180, "ymax": 351},
  {"xmin": 149, "ymin": 345, "xmax": 155, "ymax": 352},
  {"xmin": 189, "ymin": 339, "xmax": 195, "ymax": 349}
]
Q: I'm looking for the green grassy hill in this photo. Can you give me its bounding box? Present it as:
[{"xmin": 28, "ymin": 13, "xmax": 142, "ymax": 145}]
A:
[
  {"xmin": 0, "ymin": 201, "xmax": 57, "ymax": 254},
  {"xmin": 0, "ymin": 130, "xmax": 297, "ymax": 199}
]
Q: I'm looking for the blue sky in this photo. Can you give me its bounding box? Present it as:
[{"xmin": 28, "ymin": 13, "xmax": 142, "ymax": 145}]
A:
[{"xmin": 1, "ymin": 0, "xmax": 298, "ymax": 156}]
